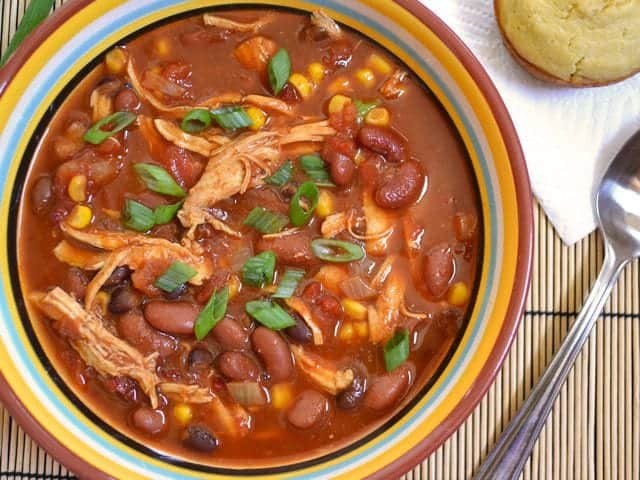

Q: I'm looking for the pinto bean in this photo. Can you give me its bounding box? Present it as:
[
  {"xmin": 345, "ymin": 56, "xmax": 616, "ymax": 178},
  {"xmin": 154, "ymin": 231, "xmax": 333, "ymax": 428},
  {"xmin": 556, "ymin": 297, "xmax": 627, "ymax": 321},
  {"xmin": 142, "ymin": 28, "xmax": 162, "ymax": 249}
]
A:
[
  {"xmin": 212, "ymin": 317, "xmax": 249, "ymax": 351},
  {"xmin": 423, "ymin": 244, "xmax": 455, "ymax": 298},
  {"xmin": 217, "ymin": 352, "xmax": 259, "ymax": 381},
  {"xmin": 364, "ymin": 363, "xmax": 414, "ymax": 411},
  {"xmin": 357, "ymin": 125, "xmax": 407, "ymax": 163},
  {"xmin": 287, "ymin": 390, "xmax": 330, "ymax": 429},
  {"xmin": 132, "ymin": 407, "xmax": 166, "ymax": 435},
  {"xmin": 108, "ymin": 287, "xmax": 140, "ymax": 314},
  {"xmin": 114, "ymin": 88, "xmax": 139, "ymax": 112},
  {"xmin": 117, "ymin": 311, "xmax": 177, "ymax": 357},
  {"xmin": 143, "ymin": 301, "xmax": 200, "ymax": 335},
  {"xmin": 251, "ymin": 327, "xmax": 293, "ymax": 382},
  {"xmin": 183, "ymin": 425, "xmax": 218, "ymax": 452},
  {"xmin": 31, "ymin": 176, "xmax": 53, "ymax": 215},
  {"xmin": 374, "ymin": 160, "xmax": 424, "ymax": 209},
  {"xmin": 328, "ymin": 152, "xmax": 355, "ymax": 186}
]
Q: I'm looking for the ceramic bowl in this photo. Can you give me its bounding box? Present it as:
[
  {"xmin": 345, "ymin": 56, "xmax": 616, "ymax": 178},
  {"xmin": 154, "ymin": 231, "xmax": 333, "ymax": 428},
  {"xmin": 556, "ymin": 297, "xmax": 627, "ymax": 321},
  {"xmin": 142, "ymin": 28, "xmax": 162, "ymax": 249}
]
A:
[{"xmin": 0, "ymin": 1, "xmax": 532, "ymax": 478}]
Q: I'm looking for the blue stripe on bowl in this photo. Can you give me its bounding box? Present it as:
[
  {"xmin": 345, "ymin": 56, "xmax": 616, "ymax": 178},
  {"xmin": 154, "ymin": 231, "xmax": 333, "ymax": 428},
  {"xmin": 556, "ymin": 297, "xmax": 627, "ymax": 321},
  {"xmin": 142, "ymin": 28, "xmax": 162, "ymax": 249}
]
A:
[{"xmin": 0, "ymin": 0, "xmax": 499, "ymax": 477}]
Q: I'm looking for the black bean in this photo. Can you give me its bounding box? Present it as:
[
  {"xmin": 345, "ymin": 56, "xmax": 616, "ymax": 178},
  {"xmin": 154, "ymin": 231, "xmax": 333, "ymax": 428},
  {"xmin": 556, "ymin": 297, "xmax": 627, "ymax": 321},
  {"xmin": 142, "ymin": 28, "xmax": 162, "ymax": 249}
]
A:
[
  {"xmin": 164, "ymin": 283, "xmax": 188, "ymax": 300},
  {"xmin": 188, "ymin": 347, "xmax": 214, "ymax": 368},
  {"xmin": 284, "ymin": 313, "xmax": 313, "ymax": 344},
  {"xmin": 103, "ymin": 266, "xmax": 131, "ymax": 289},
  {"xmin": 31, "ymin": 176, "xmax": 53, "ymax": 215},
  {"xmin": 108, "ymin": 287, "xmax": 139, "ymax": 314},
  {"xmin": 183, "ymin": 425, "xmax": 218, "ymax": 452},
  {"xmin": 336, "ymin": 376, "xmax": 367, "ymax": 410}
]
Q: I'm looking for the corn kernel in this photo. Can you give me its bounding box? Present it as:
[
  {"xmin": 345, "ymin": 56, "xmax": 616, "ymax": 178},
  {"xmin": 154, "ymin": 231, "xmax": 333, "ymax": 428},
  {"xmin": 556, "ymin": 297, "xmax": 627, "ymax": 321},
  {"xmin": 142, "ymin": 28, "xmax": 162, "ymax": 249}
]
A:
[
  {"xmin": 307, "ymin": 62, "xmax": 325, "ymax": 83},
  {"xmin": 365, "ymin": 107, "xmax": 390, "ymax": 127},
  {"xmin": 105, "ymin": 47, "xmax": 127, "ymax": 75},
  {"xmin": 339, "ymin": 322, "xmax": 355, "ymax": 341},
  {"xmin": 229, "ymin": 275, "xmax": 242, "ymax": 299},
  {"xmin": 153, "ymin": 37, "xmax": 171, "ymax": 57},
  {"xmin": 67, "ymin": 205, "xmax": 93, "ymax": 229},
  {"xmin": 316, "ymin": 190, "xmax": 334, "ymax": 219},
  {"xmin": 368, "ymin": 53, "xmax": 392, "ymax": 75},
  {"xmin": 447, "ymin": 281, "xmax": 470, "ymax": 307},
  {"xmin": 355, "ymin": 68, "xmax": 376, "ymax": 88},
  {"xmin": 289, "ymin": 73, "xmax": 314, "ymax": 99},
  {"xmin": 270, "ymin": 383, "xmax": 293, "ymax": 409},
  {"xmin": 68, "ymin": 175, "xmax": 87, "ymax": 202},
  {"xmin": 246, "ymin": 106, "xmax": 267, "ymax": 131},
  {"xmin": 173, "ymin": 403, "xmax": 193, "ymax": 425},
  {"xmin": 354, "ymin": 321, "xmax": 369, "ymax": 338},
  {"xmin": 327, "ymin": 94, "xmax": 352, "ymax": 115},
  {"xmin": 94, "ymin": 291, "xmax": 110, "ymax": 316},
  {"xmin": 327, "ymin": 76, "xmax": 351, "ymax": 95},
  {"xmin": 342, "ymin": 298, "xmax": 368, "ymax": 321}
]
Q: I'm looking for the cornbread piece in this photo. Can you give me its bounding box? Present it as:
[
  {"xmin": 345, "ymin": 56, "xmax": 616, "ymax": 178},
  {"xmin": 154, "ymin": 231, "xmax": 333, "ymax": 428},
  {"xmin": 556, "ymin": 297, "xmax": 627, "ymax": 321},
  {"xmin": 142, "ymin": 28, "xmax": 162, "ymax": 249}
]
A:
[{"xmin": 495, "ymin": 0, "xmax": 640, "ymax": 86}]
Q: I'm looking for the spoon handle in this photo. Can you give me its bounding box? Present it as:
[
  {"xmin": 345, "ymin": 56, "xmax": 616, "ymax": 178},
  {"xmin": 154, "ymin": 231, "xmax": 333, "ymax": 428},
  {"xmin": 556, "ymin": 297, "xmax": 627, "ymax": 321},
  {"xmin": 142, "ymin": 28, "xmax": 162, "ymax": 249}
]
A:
[{"xmin": 475, "ymin": 244, "xmax": 626, "ymax": 480}]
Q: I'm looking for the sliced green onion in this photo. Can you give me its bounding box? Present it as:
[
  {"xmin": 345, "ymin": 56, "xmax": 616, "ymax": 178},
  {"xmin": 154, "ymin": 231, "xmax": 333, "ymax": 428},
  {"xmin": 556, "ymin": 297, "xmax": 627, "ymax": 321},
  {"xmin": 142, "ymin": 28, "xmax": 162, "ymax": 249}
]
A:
[
  {"xmin": 181, "ymin": 108, "xmax": 212, "ymax": 134},
  {"xmin": 84, "ymin": 111, "xmax": 136, "ymax": 145},
  {"xmin": 242, "ymin": 251, "xmax": 276, "ymax": 287},
  {"xmin": 267, "ymin": 48, "xmax": 291, "ymax": 95},
  {"xmin": 299, "ymin": 154, "xmax": 334, "ymax": 187},
  {"xmin": 122, "ymin": 199, "xmax": 155, "ymax": 232},
  {"xmin": 0, "ymin": 0, "xmax": 54, "ymax": 66},
  {"xmin": 354, "ymin": 99, "xmax": 380, "ymax": 121},
  {"xmin": 245, "ymin": 300, "xmax": 296, "ymax": 330},
  {"xmin": 311, "ymin": 239, "xmax": 365, "ymax": 263},
  {"xmin": 289, "ymin": 181, "xmax": 319, "ymax": 227},
  {"xmin": 383, "ymin": 329, "xmax": 410, "ymax": 372},
  {"xmin": 154, "ymin": 200, "xmax": 184, "ymax": 225},
  {"xmin": 154, "ymin": 261, "xmax": 197, "ymax": 293},
  {"xmin": 243, "ymin": 207, "xmax": 289, "ymax": 234},
  {"xmin": 133, "ymin": 163, "xmax": 186, "ymax": 198},
  {"xmin": 272, "ymin": 268, "xmax": 305, "ymax": 299},
  {"xmin": 210, "ymin": 106, "xmax": 252, "ymax": 130},
  {"xmin": 265, "ymin": 160, "xmax": 293, "ymax": 186},
  {"xmin": 194, "ymin": 285, "xmax": 229, "ymax": 340}
]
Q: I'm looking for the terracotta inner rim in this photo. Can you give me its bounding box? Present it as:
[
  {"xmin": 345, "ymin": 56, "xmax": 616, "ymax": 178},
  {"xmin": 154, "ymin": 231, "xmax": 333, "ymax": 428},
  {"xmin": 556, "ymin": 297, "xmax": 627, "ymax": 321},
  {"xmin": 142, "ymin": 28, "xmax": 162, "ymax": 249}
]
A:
[{"xmin": 0, "ymin": 1, "xmax": 533, "ymax": 479}]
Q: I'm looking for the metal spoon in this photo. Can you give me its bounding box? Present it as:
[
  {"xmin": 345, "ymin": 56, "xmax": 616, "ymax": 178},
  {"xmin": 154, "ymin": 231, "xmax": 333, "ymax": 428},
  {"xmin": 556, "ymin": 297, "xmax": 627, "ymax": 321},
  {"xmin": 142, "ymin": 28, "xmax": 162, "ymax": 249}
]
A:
[{"xmin": 475, "ymin": 129, "xmax": 640, "ymax": 479}]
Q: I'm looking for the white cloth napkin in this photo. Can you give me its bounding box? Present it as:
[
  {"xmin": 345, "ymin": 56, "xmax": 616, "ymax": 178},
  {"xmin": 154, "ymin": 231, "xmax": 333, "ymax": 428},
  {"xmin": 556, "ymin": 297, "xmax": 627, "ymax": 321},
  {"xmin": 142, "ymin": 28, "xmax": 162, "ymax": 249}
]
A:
[{"xmin": 420, "ymin": 0, "xmax": 640, "ymax": 244}]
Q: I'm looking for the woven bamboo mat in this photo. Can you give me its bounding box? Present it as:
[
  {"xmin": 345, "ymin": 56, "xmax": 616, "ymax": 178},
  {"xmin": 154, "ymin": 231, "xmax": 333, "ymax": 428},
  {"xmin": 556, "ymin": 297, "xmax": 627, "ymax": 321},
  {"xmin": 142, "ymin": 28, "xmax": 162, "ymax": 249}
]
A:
[{"xmin": 1, "ymin": 1, "xmax": 639, "ymax": 479}]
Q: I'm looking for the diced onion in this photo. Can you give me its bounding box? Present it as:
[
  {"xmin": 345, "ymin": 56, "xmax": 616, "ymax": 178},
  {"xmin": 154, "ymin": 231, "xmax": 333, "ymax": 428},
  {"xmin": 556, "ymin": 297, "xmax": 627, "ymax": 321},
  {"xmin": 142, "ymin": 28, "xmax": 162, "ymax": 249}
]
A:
[
  {"xmin": 227, "ymin": 382, "xmax": 267, "ymax": 406},
  {"xmin": 340, "ymin": 276, "xmax": 377, "ymax": 300},
  {"xmin": 230, "ymin": 242, "xmax": 254, "ymax": 272}
]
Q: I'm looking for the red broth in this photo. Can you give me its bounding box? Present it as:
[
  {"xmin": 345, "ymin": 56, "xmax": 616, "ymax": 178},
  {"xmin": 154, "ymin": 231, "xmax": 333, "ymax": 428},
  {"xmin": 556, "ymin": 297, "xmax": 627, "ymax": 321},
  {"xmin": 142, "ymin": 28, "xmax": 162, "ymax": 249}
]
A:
[{"xmin": 18, "ymin": 9, "xmax": 481, "ymax": 464}]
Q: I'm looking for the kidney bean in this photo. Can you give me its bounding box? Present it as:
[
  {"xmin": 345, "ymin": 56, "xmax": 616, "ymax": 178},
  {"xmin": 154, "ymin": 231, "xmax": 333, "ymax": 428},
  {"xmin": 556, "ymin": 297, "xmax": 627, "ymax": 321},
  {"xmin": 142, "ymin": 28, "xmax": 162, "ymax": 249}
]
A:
[
  {"xmin": 284, "ymin": 312, "xmax": 313, "ymax": 344},
  {"xmin": 117, "ymin": 311, "xmax": 177, "ymax": 357},
  {"xmin": 212, "ymin": 317, "xmax": 249, "ymax": 351},
  {"xmin": 103, "ymin": 266, "xmax": 131, "ymax": 289},
  {"xmin": 131, "ymin": 407, "xmax": 166, "ymax": 435},
  {"xmin": 31, "ymin": 176, "xmax": 53, "ymax": 215},
  {"xmin": 364, "ymin": 363, "xmax": 414, "ymax": 411},
  {"xmin": 287, "ymin": 390, "xmax": 330, "ymax": 429},
  {"xmin": 251, "ymin": 327, "xmax": 293, "ymax": 382},
  {"xmin": 183, "ymin": 425, "xmax": 218, "ymax": 452},
  {"xmin": 143, "ymin": 301, "xmax": 200, "ymax": 335},
  {"xmin": 374, "ymin": 160, "xmax": 424, "ymax": 209},
  {"xmin": 328, "ymin": 152, "xmax": 355, "ymax": 186},
  {"xmin": 188, "ymin": 346, "xmax": 214, "ymax": 368},
  {"xmin": 357, "ymin": 126, "xmax": 407, "ymax": 163},
  {"xmin": 108, "ymin": 287, "xmax": 140, "ymax": 314},
  {"xmin": 114, "ymin": 88, "xmax": 139, "ymax": 112},
  {"xmin": 336, "ymin": 375, "xmax": 367, "ymax": 410},
  {"xmin": 301, "ymin": 281, "xmax": 322, "ymax": 301},
  {"xmin": 256, "ymin": 231, "xmax": 318, "ymax": 267},
  {"xmin": 217, "ymin": 352, "xmax": 259, "ymax": 381},
  {"xmin": 423, "ymin": 244, "xmax": 454, "ymax": 298}
]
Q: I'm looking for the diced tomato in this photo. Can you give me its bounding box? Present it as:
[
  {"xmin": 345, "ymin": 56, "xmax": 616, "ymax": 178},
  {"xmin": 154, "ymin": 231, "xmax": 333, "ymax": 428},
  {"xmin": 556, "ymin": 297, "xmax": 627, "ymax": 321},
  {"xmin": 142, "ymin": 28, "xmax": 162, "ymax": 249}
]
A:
[
  {"xmin": 164, "ymin": 146, "xmax": 204, "ymax": 188},
  {"xmin": 328, "ymin": 102, "xmax": 357, "ymax": 137},
  {"xmin": 131, "ymin": 259, "xmax": 172, "ymax": 297},
  {"xmin": 233, "ymin": 35, "xmax": 278, "ymax": 73}
]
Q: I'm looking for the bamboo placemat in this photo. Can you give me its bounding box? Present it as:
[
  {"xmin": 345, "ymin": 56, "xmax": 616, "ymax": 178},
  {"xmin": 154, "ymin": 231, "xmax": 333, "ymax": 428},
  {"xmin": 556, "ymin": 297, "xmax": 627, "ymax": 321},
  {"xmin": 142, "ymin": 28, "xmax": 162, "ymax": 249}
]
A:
[{"xmin": 1, "ymin": 1, "xmax": 639, "ymax": 479}]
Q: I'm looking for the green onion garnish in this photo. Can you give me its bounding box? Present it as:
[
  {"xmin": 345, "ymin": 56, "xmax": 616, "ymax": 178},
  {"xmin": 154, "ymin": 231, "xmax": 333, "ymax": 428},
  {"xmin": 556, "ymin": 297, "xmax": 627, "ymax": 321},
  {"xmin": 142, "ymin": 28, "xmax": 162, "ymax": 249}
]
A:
[
  {"xmin": 122, "ymin": 199, "xmax": 155, "ymax": 232},
  {"xmin": 311, "ymin": 239, "xmax": 365, "ymax": 263},
  {"xmin": 210, "ymin": 106, "xmax": 252, "ymax": 130},
  {"xmin": 267, "ymin": 48, "xmax": 291, "ymax": 95},
  {"xmin": 289, "ymin": 181, "xmax": 319, "ymax": 227},
  {"xmin": 299, "ymin": 154, "xmax": 334, "ymax": 187},
  {"xmin": 133, "ymin": 163, "xmax": 186, "ymax": 198},
  {"xmin": 242, "ymin": 251, "xmax": 276, "ymax": 287},
  {"xmin": 272, "ymin": 268, "xmax": 305, "ymax": 299},
  {"xmin": 181, "ymin": 108, "xmax": 212, "ymax": 134},
  {"xmin": 245, "ymin": 300, "xmax": 296, "ymax": 330},
  {"xmin": 354, "ymin": 99, "xmax": 380, "ymax": 121},
  {"xmin": 383, "ymin": 329, "xmax": 410, "ymax": 372},
  {"xmin": 83, "ymin": 111, "xmax": 136, "ymax": 145},
  {"xmin": 265, "ymin": 160, "xmax": 293, "ymax": 186},
  {"xmin": 0, "ymin": 0, "xmax": 54, "ymax": 66},
  {"xmin": 154, "ymin": 200, "xmax": 184, "ymax": 225},
  {"xmin": 194, "ymin": 285, "xmax": 229, "ymax": 340},
  {"xmin": 243, "ymin": 207, "xmax": 289, "ymax": 234},
  {"xmin": 154, "ymin": 261, "xmax": 197, "ymax": 293}
]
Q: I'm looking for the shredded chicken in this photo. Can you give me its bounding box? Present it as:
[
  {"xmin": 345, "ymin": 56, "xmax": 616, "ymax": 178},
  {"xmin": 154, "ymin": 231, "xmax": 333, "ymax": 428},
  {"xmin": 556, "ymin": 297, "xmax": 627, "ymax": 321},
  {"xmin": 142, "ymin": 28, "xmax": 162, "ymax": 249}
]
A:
[
  {"xmin": 159, "ymin": 383, "xmax": 213, "ymax": 404},
  {"xmin": 60, "ymin": 223, "xmax": 144, "ymax": 250},
  {"xmin": 210, "ymin": 395, "xmax": 252, "ymax": 437},
  {"xmin": 369, "ymin": 270, "xmax": 406, "ymax": 343},
  {"xmin": 402, "ymin": 214, "xmax": 424, "ymax": 281},
  {"xmin": 290, "ymin": 345, "xmax": 354, "ymax": 395},
  {"xmin": 285, "ymin": 297, "xmax": 324, "ymax": 345},
  {"xmin": 370, "ymin": 255, "xmax": 396, "ymax": 291},
  {"xmin": 379, "ymin": 69, "xmax": 408, "ymax": 100},
  {"xmin": 89, "ymin": 79, "xmax": 120, "ymax": 122},
  {"xmin": 242, "ymin": 94, "xmax": 293, "ymax": 116},
  {"xmin": 261, "ymin": 228, "xmax": 300, "ymax": 239},
  {"xmin": 321, "ymin": 211, "xmax": 349, "ymax": 238},
  {"xmin": 153, "ymin": 118, "xmax": 224, "ymax": 157},
  {"xmin": 400, "ymin": 303, "xmax": 428, "ymax": 320},
  {"xmin": 31, "ymin": 288, "xmax": 160, "ymax": 407},
  {"xmin": 203, "ymin": 12, "xmax": 275, "ymax": 32},
  {"xmin": 362, "ymin": 191, "xmax": 395, "ymax": 255},
  {"xmin": 53, "ymin": 240, "xmax": 107, "ymax": 270},
  {"xmin": 310, "ymin": 10, "xmax": 342, "ymax": 40}
]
